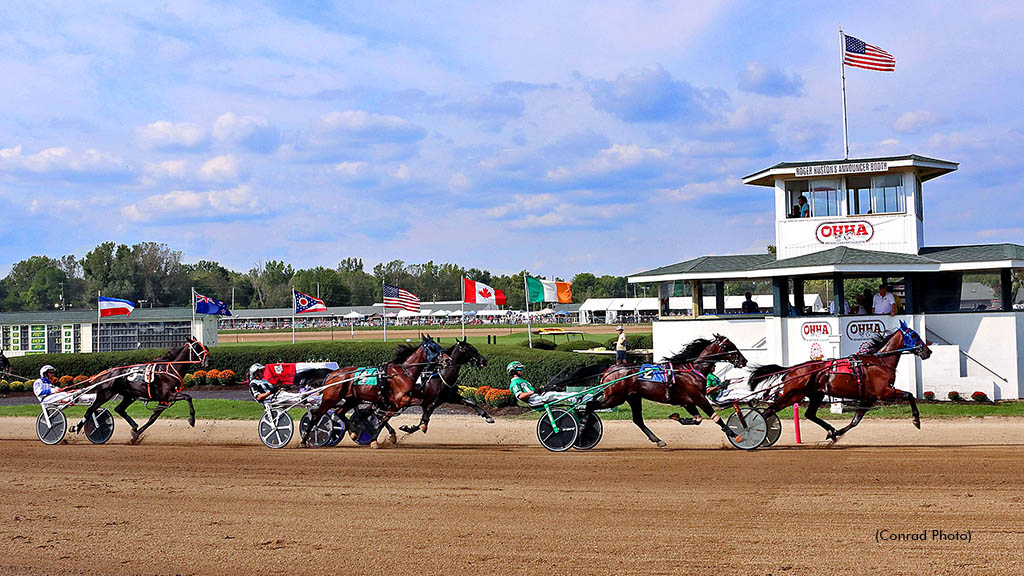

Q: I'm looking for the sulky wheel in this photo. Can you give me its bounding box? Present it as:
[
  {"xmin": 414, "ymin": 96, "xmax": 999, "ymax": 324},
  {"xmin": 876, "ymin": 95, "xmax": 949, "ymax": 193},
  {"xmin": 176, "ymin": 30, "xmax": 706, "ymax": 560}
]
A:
[
  {"xmin": 536, "ymin": 408, "xmax": 579, "ymax": 452},
  {"xmin": 326, "ymin": 412, "xmax": 345, "ymax": 447},
  {"xmin": 257, "ymin": 409, "xmax": 293, "ymax": 449},
  {"xmin": 573, "ymin": 412, "xmax": 603, "ymax": 450},
  {"xmin": 761, "ymin": 409, "xmax": 782, "ymax": 448},
  {"xmin": 726, "ymin": 407, "xmax": 768, "ymax": 451},
  {"xmin": 84, "ymin": 408, "xmax": 115, "ymax": 445},
  {"xmin": 36, "ymin": 406, "xmax": 67, "ymax": 445},
  {"xmin": 299, "ymin": 411, "xmax": 333, "ymax": 447},
  {"xmin": 348, "ymin": 407, "xmax": 380, "ymax": 446}
]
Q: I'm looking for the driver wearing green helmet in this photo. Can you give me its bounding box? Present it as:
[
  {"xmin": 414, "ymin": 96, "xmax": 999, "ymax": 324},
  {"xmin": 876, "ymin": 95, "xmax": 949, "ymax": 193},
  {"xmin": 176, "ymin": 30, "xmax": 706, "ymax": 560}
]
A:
[{"xmin": 507, "ymin": 361, "xmax": 576, "ymax": 407}]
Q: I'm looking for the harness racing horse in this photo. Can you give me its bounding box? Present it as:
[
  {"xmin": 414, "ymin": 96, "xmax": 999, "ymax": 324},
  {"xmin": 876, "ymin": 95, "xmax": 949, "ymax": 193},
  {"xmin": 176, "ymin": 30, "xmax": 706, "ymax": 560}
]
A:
[
  {"xmin": 76, "ymin": 337, "xmax": 210, "ymax": 443},
  {"xmin": 398, "ymin": 338, "xmax": 493, "ymax": 435},
  {"xmin": 556, "ymin": 334, "xmax": 749, "ymax": 448},
  {"xmin": 302, "ymin": 335, "xmax": 447, "ymax": 447},
  {"xmin": 749, "ymin": 321, "xmax": 931, "ymax": 442}
]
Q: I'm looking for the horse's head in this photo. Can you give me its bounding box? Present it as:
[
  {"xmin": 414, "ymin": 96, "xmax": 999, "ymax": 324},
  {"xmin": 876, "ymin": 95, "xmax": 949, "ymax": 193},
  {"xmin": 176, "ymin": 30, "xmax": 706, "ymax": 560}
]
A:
[
  {"xmin": 186, "ymin": 337, "xmax": 210, "ymax": 367},
  {"xmin": 420, "ymin": 334, "xmax": 450, "ymax": 369},
  {"xmin": 702, "ymin": 333, "xmax": 747, "ymax": 368},
  {"xmin": 897, "ymin": 321, "xmax": 931, "ymax": 360},
  {"xmin": 450, "ymin": 338, "xmax": 487, "ymax": 368}
]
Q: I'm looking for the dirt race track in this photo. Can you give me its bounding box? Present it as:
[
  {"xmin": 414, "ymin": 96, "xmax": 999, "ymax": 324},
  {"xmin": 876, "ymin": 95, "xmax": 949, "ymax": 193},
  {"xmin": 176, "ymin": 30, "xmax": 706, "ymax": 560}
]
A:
[{"xmin": 2, "ymin": 415, "xmax": 1023, "ymax": 575}]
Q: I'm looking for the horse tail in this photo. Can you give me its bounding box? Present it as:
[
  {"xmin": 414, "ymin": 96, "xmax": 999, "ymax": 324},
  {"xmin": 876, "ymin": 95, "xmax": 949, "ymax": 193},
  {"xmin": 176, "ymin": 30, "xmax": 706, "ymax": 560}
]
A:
[
  {"xmin": 546, "ymin": 364, "xmax": 608, "ymax": 391},
  {"xmin": 749, "ymin": 364, "xmax": 787, "ymax": 390}
]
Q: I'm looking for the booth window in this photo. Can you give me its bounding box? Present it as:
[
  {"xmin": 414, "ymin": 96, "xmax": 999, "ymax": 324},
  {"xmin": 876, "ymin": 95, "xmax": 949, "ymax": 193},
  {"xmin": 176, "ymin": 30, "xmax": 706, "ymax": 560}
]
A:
[
  {"xmin": 808, "ymin": 179, "xmax": 841, "ymax": 217},
  {"xmin": 785, "ymin": 180, "xmax": 809, "ymax": 218},
  {"xmin": 915, "ymin": 177, "xmax": 923, "ymax": 220},
  {"xmin": 847, "ymin": 176, "xmax": 872, "ymax": 215},
  {"xmin": 871, "ymin": 174, "xmax": 904, "ymax": 214}
]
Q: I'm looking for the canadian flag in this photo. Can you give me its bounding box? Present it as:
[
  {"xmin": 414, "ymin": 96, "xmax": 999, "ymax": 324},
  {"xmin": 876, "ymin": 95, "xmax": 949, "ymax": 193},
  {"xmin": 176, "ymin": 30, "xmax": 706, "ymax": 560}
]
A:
[{"xmin": 464, "ymin": 278, "xmax": 506, "ymax": 305}]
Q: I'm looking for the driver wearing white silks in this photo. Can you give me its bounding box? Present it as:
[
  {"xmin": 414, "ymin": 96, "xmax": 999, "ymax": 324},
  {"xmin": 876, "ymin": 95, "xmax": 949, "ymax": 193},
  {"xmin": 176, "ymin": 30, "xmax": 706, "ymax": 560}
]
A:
[
  {"xmin": 706, "ymin": 361, "xmax": 778, "ymax": 405},
  {"xmin": 33, "ymin": 365, "xmax": 96, "ymax": 406},
  {"xmin": 248, "ymin": 364, "xmax": 319, "ymax": 406}
]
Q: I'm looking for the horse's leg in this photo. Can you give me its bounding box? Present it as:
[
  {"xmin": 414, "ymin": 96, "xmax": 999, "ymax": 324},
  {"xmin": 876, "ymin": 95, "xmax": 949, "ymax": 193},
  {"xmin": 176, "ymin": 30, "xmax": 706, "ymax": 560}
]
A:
[
  {"xmin": 626, "ymin": 395, "xmax": 665, "ymax": 447},
  {"xmin": 300, "ymin": 389, "xmax": 337, "ymax": 447},
  {"xmin": 111, "ymin": 395, "xmax": 139, "ymax": 433},
  {"xmin": 456, "ymin": 392, "xmax": 495, "ymax": 424},
  {"xmin": 170, "ymin": 392, "xmax": 196, "ymax": 427},
  {"xmin": 131, "ymin": 403, "xmax": 170, "ymax": 443},
  {"xmin": 669, "ymin": 404, "xmax": 703, "ymax": 426},
  {"xmin": 805, "ymin": 391, "xmax": 839, "ymax": 442},
  {"xmin": 834, "ymin": 404, "xmax": 870, "ymax": 438},
  {"xmin": 77, "ymin": 388, "xmax": 113, "ymax": 434},
  {"xmin": 906, "ymin": 392, "xmax": 921, "ymax": 429},
  {"xmin": 690, "ymin": 393, "xmax": 737, "ymax": 439}
]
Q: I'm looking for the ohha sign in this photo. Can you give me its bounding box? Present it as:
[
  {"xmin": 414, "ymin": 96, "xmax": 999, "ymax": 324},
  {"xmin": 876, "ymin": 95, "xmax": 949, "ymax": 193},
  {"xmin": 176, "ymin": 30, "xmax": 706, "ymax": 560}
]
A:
[
  {"xmin": 815, "ymin": 220, "xmax": 874, "ymax": 244},
  {"xmin": 846, "ymin": 320, "xmax": 886, "ymax": 341},
  {"xmin": 801, "ymin": 321, "xmax": 832, "ymax": 341}
]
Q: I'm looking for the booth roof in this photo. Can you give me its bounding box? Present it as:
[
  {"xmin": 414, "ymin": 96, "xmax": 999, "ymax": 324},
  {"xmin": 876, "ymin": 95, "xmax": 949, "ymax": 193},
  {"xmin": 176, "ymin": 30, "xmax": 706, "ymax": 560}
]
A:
[
  {"xmin": 630, "ymin": 243, "xmax": 1024, "ymax": 282},
  {"xmin": 743, "ymin": 154, "xmax": 958, "ymax": 187}
]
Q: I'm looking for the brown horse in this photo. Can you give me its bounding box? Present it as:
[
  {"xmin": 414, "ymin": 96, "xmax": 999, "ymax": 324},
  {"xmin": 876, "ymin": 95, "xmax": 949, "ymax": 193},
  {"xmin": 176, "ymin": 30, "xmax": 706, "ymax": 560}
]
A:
[
  {"xmin": 301, "ymin": 335, "xmax": 446, "ymax": 447},
  {"xmin": 557, "ymin": 334, "xmax": 748, "ymax": 447},
  {"xmin": 77, "ymin": 337, "xmax": 210, "ymax": 443},
  {"xmin": 750, "ymin": 321, "xmax": 931, "ymax": 442},
  {"xmin": 398, "ymin": 338, "xmax": 492, "ymax": 435}
]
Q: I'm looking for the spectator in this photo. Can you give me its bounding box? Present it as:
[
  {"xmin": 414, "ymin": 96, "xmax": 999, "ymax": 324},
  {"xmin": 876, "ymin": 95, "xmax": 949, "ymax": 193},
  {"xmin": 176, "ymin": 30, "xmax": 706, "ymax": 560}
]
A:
[
  {"xmin": 860, "ymin": 289, "xmax": 874, "ymax": 315},
  {"xmin": 798, "ymin": 195, "xmax": 810, "ymax": 218},
  {"xmin": 789, "ymin": 205, "xmax": 801, "ymax": 219},
  {"xmin": 615, "ymin": 326, "xmax": 627, "ymax": 364},
  {"xmin": 741, "ymin": 292, "xmax": 759, "ymax": 314},
  {"xmin": 872, "ymin": 284, "xmax": 897, "ymax": 316}
]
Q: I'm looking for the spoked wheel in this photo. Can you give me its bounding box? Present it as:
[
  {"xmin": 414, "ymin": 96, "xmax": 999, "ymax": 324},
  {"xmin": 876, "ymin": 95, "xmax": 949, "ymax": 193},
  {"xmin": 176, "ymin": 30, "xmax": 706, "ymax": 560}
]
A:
[
  {"xmin": 84, "ymin": 408, "xmax": 115, "ymax": 445},
  {"xmin": 726, "ymin": 407, "xmax": 768, "ymax": 451},
  {"xmin": 348, "ymin": 407, "xmax": 380, "ymax": 446},
  {"xmin": 536, "ymin": 408, "xmax": 578, "ymax": 452},
  {"xmin": 299, "ymin": 412, "xmax": 334, "ymax": 447},
  {"xmin": 761, "ymin": 409, "xmax": 782, "ymax": 448},
  {"xmin": 573, "ymin": 412, "xmax": 603, "ymax": 450},
  {"xmin": 36, "ymin": 406, "xmax": 67, "ymax": 445},
  {"xmin": 257, "ymin": 409, "xmax": 294, "ymax": 449},
  {"xmin": 325, "ymin": 412, "xmax": 345, "ymax": 447}
]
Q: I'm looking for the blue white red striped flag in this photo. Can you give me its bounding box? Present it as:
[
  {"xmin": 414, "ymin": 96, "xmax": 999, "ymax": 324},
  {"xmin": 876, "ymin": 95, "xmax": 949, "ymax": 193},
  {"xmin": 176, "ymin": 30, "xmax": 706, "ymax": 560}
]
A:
[{"xmin": 98, "ymin": 295, "xmax": 135, "ymax": 317}]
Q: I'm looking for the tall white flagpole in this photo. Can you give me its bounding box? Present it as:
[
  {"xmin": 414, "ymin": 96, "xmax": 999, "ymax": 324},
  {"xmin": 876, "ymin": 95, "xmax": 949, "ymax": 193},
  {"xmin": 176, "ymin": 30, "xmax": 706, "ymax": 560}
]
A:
[
  {"xmin": 381, "ymin": 281, "xmax": 387, "ymax": 343},
  {"xmin": 97, "ymin": 290, "xmax": 102, "ymax": 353},
  {"xmin": 291, "ymin": 288, "xmax": 296, "ymax": 344},
  {"xmin": 840, "ymin": 25, "xmax": 850, "ymax": 159},
  {"xmin": 461, "ymin": 277, "xmax": 466, "ymax": 340},
  {"xmin": 523, "ymin": 273, "xmax": 533, "ymax": 348},
  {"xmin": 191, "ymin": 287, "xmax": 196, "ymax": 341}
]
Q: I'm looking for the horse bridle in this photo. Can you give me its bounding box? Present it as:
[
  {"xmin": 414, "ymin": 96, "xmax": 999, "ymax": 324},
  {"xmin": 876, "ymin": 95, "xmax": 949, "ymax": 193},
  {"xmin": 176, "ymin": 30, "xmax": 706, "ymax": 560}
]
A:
[{"xmin": 186, "ymin": 339, "xmax": 210, "ymax": 364}]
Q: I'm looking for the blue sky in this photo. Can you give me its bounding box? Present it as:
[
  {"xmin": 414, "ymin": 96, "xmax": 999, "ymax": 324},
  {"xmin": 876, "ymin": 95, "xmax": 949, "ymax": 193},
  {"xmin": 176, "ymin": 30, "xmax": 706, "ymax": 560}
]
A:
[{"xmin": 1, "ymin": 1, "xmax": 1022, "ymax": 278}]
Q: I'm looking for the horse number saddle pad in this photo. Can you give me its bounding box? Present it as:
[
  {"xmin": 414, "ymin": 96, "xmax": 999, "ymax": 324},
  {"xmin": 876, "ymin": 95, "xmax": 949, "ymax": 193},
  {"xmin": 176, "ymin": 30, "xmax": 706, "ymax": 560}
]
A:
[{"xmin": 638, "ymin": 364, "xmax": 670, "ymax": 383}]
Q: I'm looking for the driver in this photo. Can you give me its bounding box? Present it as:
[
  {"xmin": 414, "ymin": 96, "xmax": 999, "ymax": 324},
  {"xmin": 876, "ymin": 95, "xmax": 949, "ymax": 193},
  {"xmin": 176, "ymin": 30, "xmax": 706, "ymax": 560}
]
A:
[
  {"xmin": 33, "ymin": 365, "xmax": 95, "ymax": 406},
  {"xmin": 248, "ymin": 364, "xmax": 316, "ymax": 406},
  {"xmin": 507, "ymin": 361, "xmax": 579, "ymax": 407}
]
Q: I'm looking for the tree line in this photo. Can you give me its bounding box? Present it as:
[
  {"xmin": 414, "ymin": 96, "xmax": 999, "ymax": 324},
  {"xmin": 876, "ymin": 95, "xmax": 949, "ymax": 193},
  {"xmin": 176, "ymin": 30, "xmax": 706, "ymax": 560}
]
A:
[{"xmin": 0, "ymin": 242, "xmax": 636, "ymax": 312}]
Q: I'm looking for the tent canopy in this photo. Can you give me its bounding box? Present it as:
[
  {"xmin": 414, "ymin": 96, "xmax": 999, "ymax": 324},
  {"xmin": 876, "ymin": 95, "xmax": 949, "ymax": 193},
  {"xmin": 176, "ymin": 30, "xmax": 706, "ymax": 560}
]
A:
[{"xmin": 342, "ymin": 311, "xmax": 364, "ymax": 319}]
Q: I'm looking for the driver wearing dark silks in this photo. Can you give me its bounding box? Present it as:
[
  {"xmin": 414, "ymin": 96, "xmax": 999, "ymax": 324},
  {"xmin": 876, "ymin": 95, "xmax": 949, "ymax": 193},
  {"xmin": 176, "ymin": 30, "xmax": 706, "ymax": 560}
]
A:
[{"xmin": 507, "ymin": 361, "xmax": 578, "ymax": 407}]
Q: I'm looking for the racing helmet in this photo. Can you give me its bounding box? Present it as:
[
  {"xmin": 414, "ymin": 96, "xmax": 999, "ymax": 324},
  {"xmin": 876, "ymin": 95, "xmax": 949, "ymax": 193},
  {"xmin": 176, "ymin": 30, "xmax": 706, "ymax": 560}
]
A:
[
  {"xmin": 39, "ymin": 365, "xmax": 57, "ymax": 379},
  {"xmin": 248, "ymin": 363, "xmax": 265, "ymax": 381},
  {"xmin": 506, "ymin": 361, "xmax": 524, "ymax": 376}
]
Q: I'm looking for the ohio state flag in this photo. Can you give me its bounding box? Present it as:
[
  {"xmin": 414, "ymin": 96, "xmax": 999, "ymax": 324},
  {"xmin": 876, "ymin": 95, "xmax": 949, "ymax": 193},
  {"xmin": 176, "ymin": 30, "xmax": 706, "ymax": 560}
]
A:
[{"xmin": 463, "ymin": 278, "xmax": 506, "ymax": 305}]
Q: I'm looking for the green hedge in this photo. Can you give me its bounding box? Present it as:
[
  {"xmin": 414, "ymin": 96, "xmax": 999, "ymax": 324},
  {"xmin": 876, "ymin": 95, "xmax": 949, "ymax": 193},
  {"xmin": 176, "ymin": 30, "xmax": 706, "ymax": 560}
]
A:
[
  {"xmin": 604, "ymin": 334, "xmax": 653, "ymax": 349},
  {"xmin": 554, "ymin": 340, "xmax": 605, "ymax": 352},
  {"xmin": 7, "ymin": 342, "xmax": 611, "ymax": 391},
  {"xmin": 520, "ymin": 339, "xmax": 557, "ymax": 350}
]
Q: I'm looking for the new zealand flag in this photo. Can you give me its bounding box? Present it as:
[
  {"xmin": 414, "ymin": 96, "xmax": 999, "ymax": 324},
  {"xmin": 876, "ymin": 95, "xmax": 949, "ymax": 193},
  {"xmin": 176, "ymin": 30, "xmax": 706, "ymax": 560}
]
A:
[{"xmin": 194, "ymin": 291, "xmax": 231, "ymax": 316}]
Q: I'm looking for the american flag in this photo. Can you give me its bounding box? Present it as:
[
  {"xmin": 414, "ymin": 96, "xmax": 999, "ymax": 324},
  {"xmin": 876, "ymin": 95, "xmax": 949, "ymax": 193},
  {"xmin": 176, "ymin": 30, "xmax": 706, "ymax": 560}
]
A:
[
  {"xmin": 843, "ymin": 34, "xmax": 896, "ymax": 72},
  {"xmin": 383, "ymin": 283, "xmax": 420, "ymax": 312}
]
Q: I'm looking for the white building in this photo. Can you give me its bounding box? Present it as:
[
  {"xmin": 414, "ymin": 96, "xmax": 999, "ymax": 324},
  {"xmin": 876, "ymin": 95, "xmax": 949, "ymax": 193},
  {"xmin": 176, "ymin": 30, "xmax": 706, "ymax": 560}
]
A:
[{"xmin": 629, "ymin": 155, "xmax": 1024, "ymax": 400}]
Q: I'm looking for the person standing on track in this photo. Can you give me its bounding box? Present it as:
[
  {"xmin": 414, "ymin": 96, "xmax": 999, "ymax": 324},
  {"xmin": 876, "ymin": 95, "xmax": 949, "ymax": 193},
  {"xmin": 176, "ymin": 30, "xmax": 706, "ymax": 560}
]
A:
[{"xmin": 614, "ymin": 325, "xmax": 628, "ymax": 364}]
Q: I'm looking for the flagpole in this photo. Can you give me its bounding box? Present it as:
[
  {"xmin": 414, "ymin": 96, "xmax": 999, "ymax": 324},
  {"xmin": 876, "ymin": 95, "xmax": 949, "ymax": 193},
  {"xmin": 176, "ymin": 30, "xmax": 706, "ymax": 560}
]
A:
[
  {"xmin": 461, "ymin": 277, "xmax": 466, "ymax": 340},
  {"xmin": 381, "ymin": 281, "xmax": 387, "ymax": 343},
  {"xmin": 523, "ymin": 273, "xmax": 533, "ymax": 348},
  {"xmin": 191, "ymin": 287, "xmax": 196, "ymax": 341},
  {"xmin": 97, "ymin": 290, "xmax": 101, "ymax": 353},
  {"xmin": 291, "ymin": 288, "xmax": 296, "ymax": 344},
  {"xmin": 840, "ymin": 25, "xmax": 849, "ymax": 159}
]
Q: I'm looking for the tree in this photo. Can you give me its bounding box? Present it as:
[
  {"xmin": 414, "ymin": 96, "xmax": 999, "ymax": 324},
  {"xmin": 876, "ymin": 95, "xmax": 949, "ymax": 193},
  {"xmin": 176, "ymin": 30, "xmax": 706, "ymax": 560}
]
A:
[
  {"xmin": 292, "ymin": 267, "xmax": 351, "ymax": 306},
  {"xmin": 2, "ymin": 256, "xmax": 68, "ymax": 310},
  {"xmin": 571, "ymin": 273, "xmax": 597, "ymax": 301},
  {"xmin": 248, "ymin": 260, "xmax": 294, "ymax": 308},
  {"xmin": 337, "ymin": 258, "xmax": 376, "ymax": 306}
]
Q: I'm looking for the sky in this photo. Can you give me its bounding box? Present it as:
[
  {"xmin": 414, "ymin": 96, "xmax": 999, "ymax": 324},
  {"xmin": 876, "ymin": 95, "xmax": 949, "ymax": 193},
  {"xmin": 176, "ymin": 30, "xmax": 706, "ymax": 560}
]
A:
[{"xmin": 1, "ymin": 1, "xmax": 1023, "ymax": 279}]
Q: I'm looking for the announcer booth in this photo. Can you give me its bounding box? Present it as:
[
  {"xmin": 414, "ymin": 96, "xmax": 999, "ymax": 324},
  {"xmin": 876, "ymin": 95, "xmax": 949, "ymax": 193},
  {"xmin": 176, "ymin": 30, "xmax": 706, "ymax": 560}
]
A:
[{"xmin": 630, "ymin": 155, "xmax": 1024, "ymax": 400}]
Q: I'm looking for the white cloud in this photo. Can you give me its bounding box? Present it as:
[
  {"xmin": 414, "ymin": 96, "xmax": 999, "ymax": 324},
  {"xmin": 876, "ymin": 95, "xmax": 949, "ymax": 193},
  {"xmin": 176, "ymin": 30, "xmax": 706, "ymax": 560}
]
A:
[
  {"xmin": 199, "ymin": 154, "xmax": 240, "ymax": 182},
  {"xmin": 894, "ymin": 110, "xmax": 945, "ymax": 134},
  {"xmin": 0, "ymin": 145, "xmax": 131, "ymax": 179},
  {"xmin": 654, "ymin": 178, "xmax": 738, "ymax": 202},
  {"xmin": 448, "ymin": 171, "xmax": 470, "ymax": 192},
  {"xmin": 136, "ymin": 121, "xmax": 207, "ymax": 151},
  {"xmin": 391, "ymin": 163, "xmax": 411, "ymax": 181},
  {"xmin": 212, "ymin": 112, "xmax": 279, "ymax": 152},
  {"xmin": 547, "ymin": 144, "xmax": 669, "ymax": 180},
  {"xmin": 334, "ymin": 161, "xmax": 367, "ymax": 177},
  {"xmin": 317, "ymin": 110, "xmax": 426, "ymax": 142},
  {"xmin": 144, "ymin": 160, "xmax": 188, "ymax": 180},
  {"xmin": 121, "ymin": 185, "xmax": 263, "ymax": 222}
]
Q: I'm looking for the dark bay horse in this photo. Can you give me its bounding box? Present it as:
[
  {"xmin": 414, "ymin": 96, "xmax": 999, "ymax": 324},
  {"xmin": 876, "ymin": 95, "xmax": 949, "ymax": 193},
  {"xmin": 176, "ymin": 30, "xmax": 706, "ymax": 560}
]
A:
[
  {"xmin": 750, "ymin": 321, "xmax": 931, "ymax": 442},
  {"xmin": 302, "ymin": 335, "xmax": 446, "ymax": 447},
  {"xmin": 398, "ymin": 338, "xmax": 493, "ymax": 435},
  {"xmin": 77, "ymin": 337, "xmax": 210, "ymax": 443},
  {"xmin": 556, "ymin": 335, "xmax": 748, "ymax": 447}
]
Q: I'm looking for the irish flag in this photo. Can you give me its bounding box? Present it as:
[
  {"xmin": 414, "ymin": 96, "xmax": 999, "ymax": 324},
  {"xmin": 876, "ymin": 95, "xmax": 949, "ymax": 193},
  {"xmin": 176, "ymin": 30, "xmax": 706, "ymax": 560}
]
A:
[
  {"xmin": 464, "ymin": 278, "xmax": 506, "ymax": 305},
  {"xmin": 98, "ymin": 295, "xmax": 135, "ymax": 317},
  {"xmin": 526, "ymin": 276, "xmax": 572, "ymax": 303}
]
